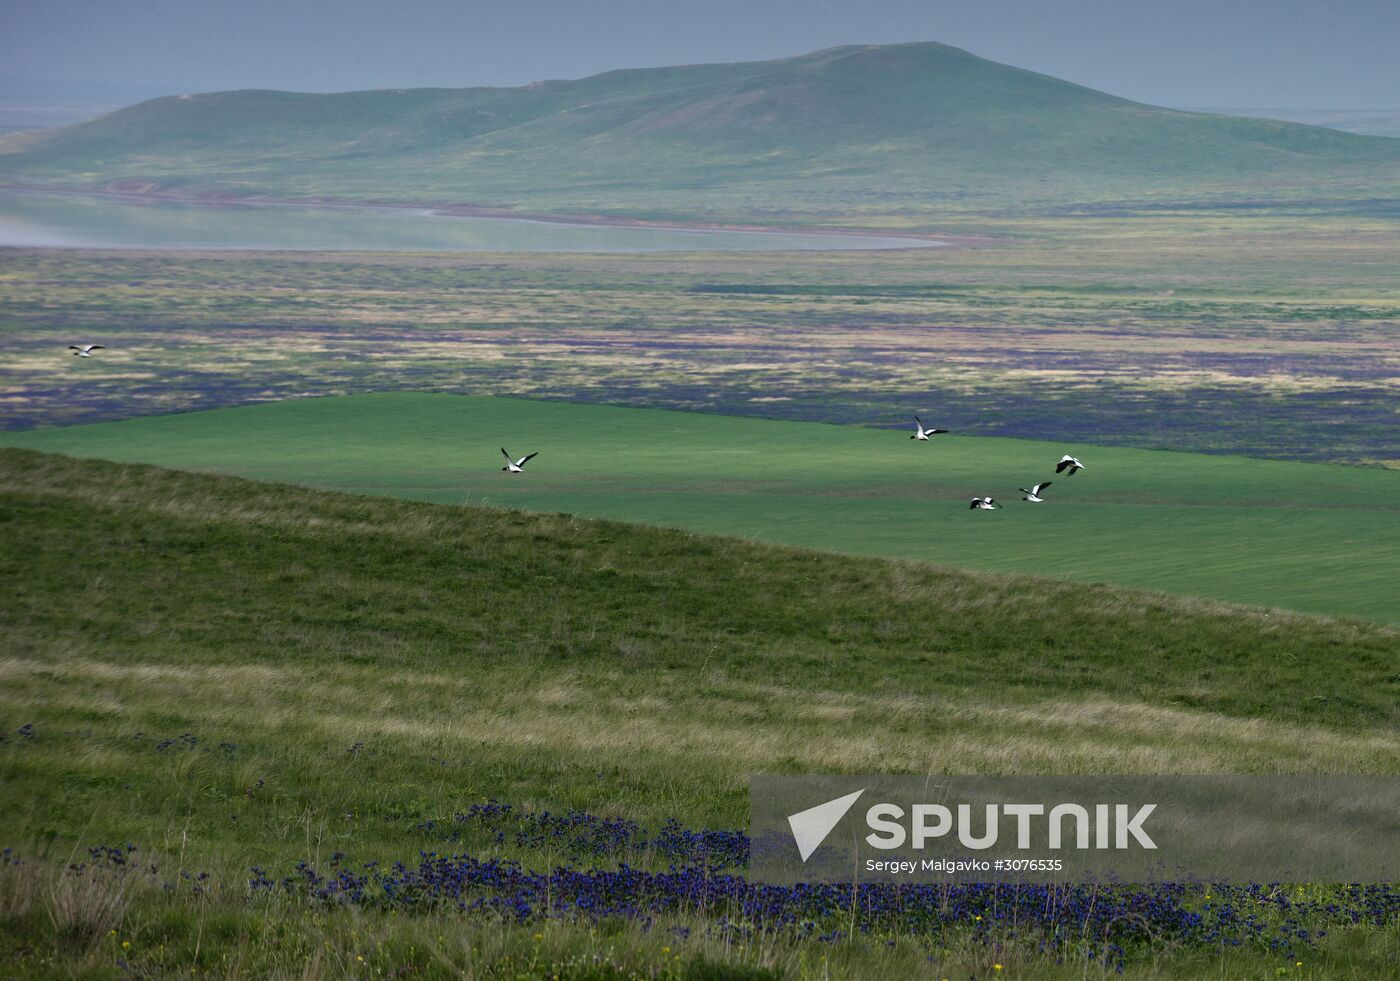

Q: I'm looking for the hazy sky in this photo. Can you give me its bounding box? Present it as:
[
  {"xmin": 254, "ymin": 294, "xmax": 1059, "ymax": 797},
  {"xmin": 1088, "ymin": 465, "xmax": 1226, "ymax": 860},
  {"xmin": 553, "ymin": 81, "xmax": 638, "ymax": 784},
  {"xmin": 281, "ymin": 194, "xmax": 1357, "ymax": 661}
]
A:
[{"xmin": 3, "ymin": 0, "xmax": 1397, "ymax": 109}]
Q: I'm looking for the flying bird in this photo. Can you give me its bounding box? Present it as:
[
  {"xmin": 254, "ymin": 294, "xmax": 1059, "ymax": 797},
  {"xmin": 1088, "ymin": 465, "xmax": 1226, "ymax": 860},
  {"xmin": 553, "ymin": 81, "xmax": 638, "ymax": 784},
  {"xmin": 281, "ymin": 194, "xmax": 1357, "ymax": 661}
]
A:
[
  {"xmin": 969, "ymin": 497, "xmax": 1000, "ymax": 510},
  {"xmin": 500, "ymin": 448, "xmax": 538, "ymax": 473},
  {"xmin": 1020, "ymin": 481, "xmax": 1052, "ymax": 502},
  {"xmin": 69, "ymin": 345, "xmax": 105, "ymax": 358},
  {"xmin": 1055, "ymin": 455, "xmax": 1086, "ymax": 475},
  {"xmin": 911, "ymin": 417, "xmax": 949, "ymax": 441}
]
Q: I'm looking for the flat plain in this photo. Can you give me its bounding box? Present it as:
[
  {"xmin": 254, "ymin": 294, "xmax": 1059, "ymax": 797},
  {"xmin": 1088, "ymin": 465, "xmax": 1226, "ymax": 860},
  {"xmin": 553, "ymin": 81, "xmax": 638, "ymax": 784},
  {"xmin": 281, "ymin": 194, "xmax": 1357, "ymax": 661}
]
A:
[{"xmin": 3, "ymin": 210, "xmax": 1400, "ymax": 467}]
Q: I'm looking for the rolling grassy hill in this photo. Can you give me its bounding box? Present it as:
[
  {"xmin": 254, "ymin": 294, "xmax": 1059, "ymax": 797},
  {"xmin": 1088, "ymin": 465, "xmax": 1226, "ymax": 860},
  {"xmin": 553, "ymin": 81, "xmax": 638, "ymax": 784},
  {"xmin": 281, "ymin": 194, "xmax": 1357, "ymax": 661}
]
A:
[
  {"xmin": 4, "ymin": 393, "xmax": 1399, "ymax": 622},
  {"xmin": 1, "ymin": 448, "xmax": 1398, "ymax": 976},
  {"xmin": 3, "ymin": 42, "xmax": 1398, "ymax": 218}
]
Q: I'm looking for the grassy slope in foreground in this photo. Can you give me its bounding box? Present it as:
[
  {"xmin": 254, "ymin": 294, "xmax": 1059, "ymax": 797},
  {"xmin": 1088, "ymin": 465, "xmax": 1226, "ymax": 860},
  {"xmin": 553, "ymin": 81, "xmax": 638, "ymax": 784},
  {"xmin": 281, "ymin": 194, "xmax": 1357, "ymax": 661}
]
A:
[
  {"xmin": 4, "ymin": 393, "xmax": 1399, "ymax": 623},
  {"xmin": 2, "ymin": 450, "xmax": 1398, "ymax": 977},
  {"xmin": 2, "ymin": 447, "xmax": 1396, "ymax": 806}
]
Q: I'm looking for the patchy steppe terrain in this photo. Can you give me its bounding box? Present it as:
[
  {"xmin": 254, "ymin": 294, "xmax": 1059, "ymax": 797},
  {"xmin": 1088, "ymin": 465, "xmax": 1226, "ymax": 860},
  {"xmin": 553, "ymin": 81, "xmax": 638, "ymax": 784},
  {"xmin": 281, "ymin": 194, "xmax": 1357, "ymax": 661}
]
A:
[{"xmin": 4, "ymin": 213, "xmax": 1399, "ymax": 465}]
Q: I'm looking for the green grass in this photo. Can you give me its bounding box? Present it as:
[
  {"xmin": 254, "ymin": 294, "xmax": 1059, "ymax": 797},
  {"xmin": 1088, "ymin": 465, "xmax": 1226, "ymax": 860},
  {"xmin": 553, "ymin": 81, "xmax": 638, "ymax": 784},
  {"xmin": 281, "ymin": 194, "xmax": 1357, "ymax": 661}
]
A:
[
  {"xmin": 5, "ymin": 393, "xmax": 1398, "ymax": 622},
  {"xmin": 1, "ymin": 448, "xmax": 1398, "ymax": 977}
]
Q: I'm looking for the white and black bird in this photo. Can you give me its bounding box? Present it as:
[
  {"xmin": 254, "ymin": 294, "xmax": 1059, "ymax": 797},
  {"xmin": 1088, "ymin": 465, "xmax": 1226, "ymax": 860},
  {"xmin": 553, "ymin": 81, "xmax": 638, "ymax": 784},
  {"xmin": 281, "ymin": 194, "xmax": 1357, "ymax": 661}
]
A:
[
  {"xmin": 69, "ymin": 344, "xmax": 106, "ymax": 358},
  {"xmin": 911, "ymin": 416, "xmax": 949, "ymax": 441},
  {"xmin": 500, "ymin": 448, "xmax": 538, "ymax": 473},
  {"xmin": 969, "ymin": 497, "xmax": 1000, "ymax": 510},
  {"xmin": 1020, "ymin": 481, "xmax": 1052, "ymax": 502},
  {"xmin": 1055, "ymin": 455, "xmax": 1086, "ymax": 475}
]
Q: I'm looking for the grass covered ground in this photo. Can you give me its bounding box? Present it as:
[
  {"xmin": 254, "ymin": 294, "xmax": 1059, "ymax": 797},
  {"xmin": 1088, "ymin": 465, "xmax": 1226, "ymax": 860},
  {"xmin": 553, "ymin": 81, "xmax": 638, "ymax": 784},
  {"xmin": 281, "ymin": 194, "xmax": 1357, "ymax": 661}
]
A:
[
  {"xmin": 1, "ymin": 449, "xmax": 1398, "ymax": 977},
  {"xmin": 5, "ymin": 393, "xmax": 1399, "ymax": 623}
]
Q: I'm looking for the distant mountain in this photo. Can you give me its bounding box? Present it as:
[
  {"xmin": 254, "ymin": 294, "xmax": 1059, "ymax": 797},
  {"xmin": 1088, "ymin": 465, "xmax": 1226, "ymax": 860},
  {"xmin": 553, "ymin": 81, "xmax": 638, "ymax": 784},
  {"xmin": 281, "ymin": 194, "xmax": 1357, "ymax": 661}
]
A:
[
  {"xmin": 3, "ymin": 43, "xmax": 1397, "ymax": 220},
  {"xmin": 1188, "ymin": 107, "xmax": 1400, "ymax": 139}
]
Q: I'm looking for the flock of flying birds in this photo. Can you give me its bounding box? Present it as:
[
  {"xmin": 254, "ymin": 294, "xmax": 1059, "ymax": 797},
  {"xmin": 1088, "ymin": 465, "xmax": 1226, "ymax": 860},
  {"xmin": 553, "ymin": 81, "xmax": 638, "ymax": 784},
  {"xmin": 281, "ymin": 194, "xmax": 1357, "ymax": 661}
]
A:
[
  {"xmin": 501, "ymin": 413, "xmax": 1088, "ymax": 510},
  {"xmin": 923, "ymin": 415, "xmax": 1085, "ymax": 509},
  {"xmin": 70, "ymin": 345, "xmax": 1086, "ymax": 507}
]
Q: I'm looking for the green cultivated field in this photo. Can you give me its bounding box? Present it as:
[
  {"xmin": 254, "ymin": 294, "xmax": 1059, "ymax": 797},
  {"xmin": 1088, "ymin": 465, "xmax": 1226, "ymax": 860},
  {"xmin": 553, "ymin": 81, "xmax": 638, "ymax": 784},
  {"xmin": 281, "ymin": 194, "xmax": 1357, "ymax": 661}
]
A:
[{"xmin": 5, "ymin": 393, "xmax": 1398, "ymax": 622}]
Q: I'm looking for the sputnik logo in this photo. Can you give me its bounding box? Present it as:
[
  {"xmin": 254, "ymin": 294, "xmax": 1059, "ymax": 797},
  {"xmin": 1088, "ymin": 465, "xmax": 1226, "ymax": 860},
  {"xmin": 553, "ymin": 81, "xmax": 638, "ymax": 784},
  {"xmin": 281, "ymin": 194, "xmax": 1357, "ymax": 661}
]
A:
[{"xmin": 787, "ymin": 789, "xmax": 865, "ymax": 861}]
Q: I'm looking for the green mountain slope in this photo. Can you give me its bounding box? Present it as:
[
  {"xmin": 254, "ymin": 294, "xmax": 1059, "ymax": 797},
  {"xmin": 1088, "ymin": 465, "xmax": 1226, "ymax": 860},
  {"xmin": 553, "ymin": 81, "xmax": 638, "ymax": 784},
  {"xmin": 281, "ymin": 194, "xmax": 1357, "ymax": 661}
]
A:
[
  {"xmin": 4, "ymin": 42, "xmax": 1397, "ymax": 216},
  {"xmin": 5, "ymin": 393, "xmax": 1399, "ymax": 622}
]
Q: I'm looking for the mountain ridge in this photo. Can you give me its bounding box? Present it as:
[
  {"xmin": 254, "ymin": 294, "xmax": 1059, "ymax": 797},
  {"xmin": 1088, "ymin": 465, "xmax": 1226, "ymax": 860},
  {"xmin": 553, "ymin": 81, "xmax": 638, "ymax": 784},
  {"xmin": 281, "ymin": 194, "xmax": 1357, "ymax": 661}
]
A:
[{"xmin": 3, "ymin": 41, "xmax": 1397, "ymax": 218}]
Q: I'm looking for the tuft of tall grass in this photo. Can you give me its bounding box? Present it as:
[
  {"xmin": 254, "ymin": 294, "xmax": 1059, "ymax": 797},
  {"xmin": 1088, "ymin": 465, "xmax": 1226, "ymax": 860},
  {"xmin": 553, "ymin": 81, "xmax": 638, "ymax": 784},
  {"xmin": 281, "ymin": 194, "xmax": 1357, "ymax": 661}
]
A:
[{"xmin": 0, "ymin": 855, "xmax": 138, "ymax": 954}]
